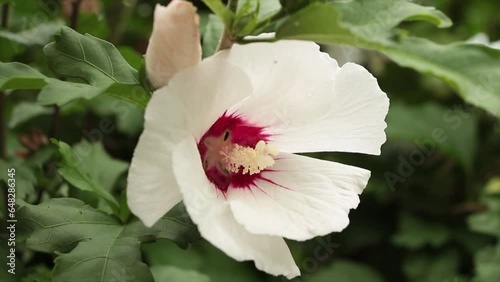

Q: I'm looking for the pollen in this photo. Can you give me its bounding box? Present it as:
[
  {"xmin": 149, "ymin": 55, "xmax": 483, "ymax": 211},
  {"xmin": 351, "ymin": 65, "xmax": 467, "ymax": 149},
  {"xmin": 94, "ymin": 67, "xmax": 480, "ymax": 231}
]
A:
[{"xmin": 221, "ymin": 140, "xmax": 279, "ymax": 175}]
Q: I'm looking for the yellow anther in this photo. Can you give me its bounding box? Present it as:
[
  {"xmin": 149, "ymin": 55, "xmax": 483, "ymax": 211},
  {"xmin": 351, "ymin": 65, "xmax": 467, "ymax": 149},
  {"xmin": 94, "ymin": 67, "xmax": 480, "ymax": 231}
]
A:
[{"xmin": 221, "ymin": 140, "xmax": 279, "ymax": 175}]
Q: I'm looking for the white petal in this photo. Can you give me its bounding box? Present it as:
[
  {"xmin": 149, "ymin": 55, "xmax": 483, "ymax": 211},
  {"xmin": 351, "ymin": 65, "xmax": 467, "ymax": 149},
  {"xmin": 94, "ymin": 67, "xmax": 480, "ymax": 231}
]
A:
[
  {"xmin": 147, "ymin": 55, "xmax": 253, "ymax": 140},
  {"xmin": 126, "ymin": 127, "xmax": 189, "ymax": 227},
  {"xmin": 146, "ymin": 1, "xmax": 202, "ymax": 88},
  {"xmin": 227, "ymin": 153, "xmax": 370, "ymax": 241},
  {"xmin": 172, "ymin": 137, "xmax": 300, "ymax": 279},
  {"xmin": 224, "ymin": 41, "xmax": 389, "ymax": 155}
]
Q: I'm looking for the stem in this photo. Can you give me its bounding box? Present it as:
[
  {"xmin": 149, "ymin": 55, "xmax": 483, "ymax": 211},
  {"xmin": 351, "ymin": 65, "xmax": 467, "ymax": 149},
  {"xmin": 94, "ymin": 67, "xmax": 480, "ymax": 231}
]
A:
[
  {"xmin": 216, "ymin": 0, "xmax": 239, "ymax": 51},
  {"xmin": 70, "ymin": 0, "xmax": 82, "ymax": 30}
]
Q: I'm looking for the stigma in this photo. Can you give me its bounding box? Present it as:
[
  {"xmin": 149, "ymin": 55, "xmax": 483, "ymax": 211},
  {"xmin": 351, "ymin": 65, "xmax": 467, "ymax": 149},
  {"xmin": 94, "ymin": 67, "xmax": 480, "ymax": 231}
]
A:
[{"xmin": 221, "ymin": 141, "xmax": 279, "ymax": 175}]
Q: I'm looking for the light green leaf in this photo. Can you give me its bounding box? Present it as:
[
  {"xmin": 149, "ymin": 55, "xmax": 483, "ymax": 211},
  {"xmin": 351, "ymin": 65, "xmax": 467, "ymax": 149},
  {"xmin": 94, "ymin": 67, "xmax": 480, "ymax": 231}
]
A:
[
  {"xmin": 392, "ymin": 213, "xmax": 450, "ymax": 250},
  {"xmin": 202, "ymin": 14, "xmax": 224, "ymax": 58},
  {"xmin": 150, "ymin": 266, "xmax": 211, "ymax": 282},
  {"xmin": 0, "ymin": 62, "xmax": 48, "ymax": 90},
  {"xmin": 8, "ymin": 102, "xmax": 52, "ymax": 128},
  {"xmin": 52, "ymin": 140, "xmax": 120, "ymax": 212},
  {"xmin": 386, "ymin": 102, "xmax": 478, "ymax": 170},
  {"xmin": 307, "ymin": 260, "xmax": 384, "ymax": 282},
  {"xmin": 0, "ymin": 20, "xmax": 63, "ymax": 46}
]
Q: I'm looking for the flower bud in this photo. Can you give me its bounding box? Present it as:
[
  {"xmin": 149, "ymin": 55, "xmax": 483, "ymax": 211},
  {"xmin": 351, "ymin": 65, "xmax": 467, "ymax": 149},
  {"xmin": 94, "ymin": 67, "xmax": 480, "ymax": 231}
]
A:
[{"xmin": 146, "ymin": 0, "xmax": 202, "ymax": 89}]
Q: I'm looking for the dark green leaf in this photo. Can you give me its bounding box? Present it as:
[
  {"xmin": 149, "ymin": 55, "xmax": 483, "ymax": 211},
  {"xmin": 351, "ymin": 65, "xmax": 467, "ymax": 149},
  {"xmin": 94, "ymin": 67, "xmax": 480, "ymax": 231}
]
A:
[
  {"xmin": 8, "ymin": 102, "xmax": 52, "ymax": 128},
  {"xmin": 44, "ymin": 27, "xmax": 138, "ymax": 85},
  {"xmin": 392, "ymin": 213, "xmax": 450, "ymax": 250},
  {"xmin": 307, "ymin": 260, "xmax": 384, "ymax": 282},
  {"xmin": 53, "ymin": 237, "xmax": 153, "ymax": 282},
  {"xmin": 386, "ymin": 102, "xmax": 478, "ymax": 170},
  {"xmin": 403, "ymin": 249, "xmax": 461, "ymax": 282}
]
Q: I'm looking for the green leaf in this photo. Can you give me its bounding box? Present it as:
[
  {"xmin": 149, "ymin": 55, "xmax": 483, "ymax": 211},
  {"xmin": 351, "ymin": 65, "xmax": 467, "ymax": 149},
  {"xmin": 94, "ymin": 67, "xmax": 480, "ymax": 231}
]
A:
[
  {"xmin": 18, "ymin": 198, "xmax": 197, "ymax": 282},
  {"xmin": 0, "ymin": 62, "xmax": 48, "ymax": 90},
  {"xmin": 392, "ymin": 213, "xmax": 450, "ymax": 250},
  {"xmin": 52, "ymin": 140, "xmax": 121, "ymax": 212},
  {"xmin": 44, "ymin": 27, "xmax": 138, "ymax": 85},
  {"xmin": 276, "ymin": 0, "xmax": 450, "ymax": 47},
  {"xmin": 8, "ymin": 102, "xmax": 52, "ymax": 128},
  {"xmin": 232, "ymin": 0, "xmax": 259, "ymax": 37},
  {"xmin": 53, "ymin": 237, "xmax": 153, "ymax": 282},
  {"xmin": 0, "ymin": 62, "xmax": 150, "ymax": 108},
  {"xmin": 383, "ymin": 37, "xmax": 500, "ymax": 117},
  {"xmin": 0, "ymin": 20, "xmax": 63, "ymax": 46},
  {"xmin": 40, "ymin": 27, "xmax": 151, "ymax": 107},
  {"xmin": 202, "ymin": 14, "xmax": 224, "ymax": 58},
  {"xmin": 468, "ymin": 194, "xmax": 500, "ymax": 237},
  {"xmin": 150, "ymin": 266, "xmax": 211, "ymax": 282},
  {"xmin": 307, "ymin": 260, "xmax": 384, "ymax": 282},
  {"xmin": 386, "ymin": 102, "xmax": 478, "ymax": 170},
  {"xmin": 474, "ymin": 245, "xmax": 500, "ymax": 282},
  {"xmin": 201, "ymin": 0, "xmax": 234, "ymax": 27},
  {"xmin": 274, "ymin": 0, "xmax": 500, "ymax": 117}
]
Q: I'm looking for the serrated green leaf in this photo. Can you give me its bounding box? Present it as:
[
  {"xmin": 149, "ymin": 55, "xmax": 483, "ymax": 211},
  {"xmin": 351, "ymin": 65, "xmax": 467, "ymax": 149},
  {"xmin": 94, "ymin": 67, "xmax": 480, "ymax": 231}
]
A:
[
  {"xmin": 44, "ymin": 27, "xmax": 138, "ymax": 85},
  {"xmin": 53, "ymin": 237, "xmax": 153, "ymax": 282},
  {"xmin": 392, "ymin": 213, "xmax": 451, "ymax": 250},
  {"xmin": 17, "ymin": 198, "xmax": 196, "ymax": 253},
  {"xmin": 52, "ymin": 140, "xmax": 120, "ymax": 212},
  {"xmin": 17, "ymin": 199, "xmax": 194, "ymax": 282},
  {"xmin": 0, "ymin": 20, "xmax": 63, "ymax": 46}
]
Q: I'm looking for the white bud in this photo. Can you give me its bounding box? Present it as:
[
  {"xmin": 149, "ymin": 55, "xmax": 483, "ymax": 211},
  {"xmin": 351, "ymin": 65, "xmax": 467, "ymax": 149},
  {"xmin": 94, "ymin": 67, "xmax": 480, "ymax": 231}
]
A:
[{"xmin": 146, "ymin": 0, "xmax": 202, "ymax": 89}]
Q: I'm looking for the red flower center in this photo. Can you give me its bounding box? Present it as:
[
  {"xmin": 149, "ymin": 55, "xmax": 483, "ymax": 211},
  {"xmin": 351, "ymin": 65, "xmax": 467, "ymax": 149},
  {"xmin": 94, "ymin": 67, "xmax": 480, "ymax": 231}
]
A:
[{"xmin": 197, "ymin": 113, "xmax": 274, "ymax": 193}]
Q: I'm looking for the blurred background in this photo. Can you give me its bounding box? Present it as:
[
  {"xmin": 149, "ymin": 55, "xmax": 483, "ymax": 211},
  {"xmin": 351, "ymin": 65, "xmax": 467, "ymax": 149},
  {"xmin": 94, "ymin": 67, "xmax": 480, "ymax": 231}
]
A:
[{"xmin": 1, "ymin": 0, "xmax": 499, "ymax": 281}]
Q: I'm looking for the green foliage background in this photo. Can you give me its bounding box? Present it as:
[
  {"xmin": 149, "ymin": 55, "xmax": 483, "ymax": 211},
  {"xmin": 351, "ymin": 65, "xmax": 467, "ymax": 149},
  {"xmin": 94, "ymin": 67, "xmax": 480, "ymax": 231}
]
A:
[{"xmin": 0, "ymin": 0, "xmax": 499, "ymax": 281}]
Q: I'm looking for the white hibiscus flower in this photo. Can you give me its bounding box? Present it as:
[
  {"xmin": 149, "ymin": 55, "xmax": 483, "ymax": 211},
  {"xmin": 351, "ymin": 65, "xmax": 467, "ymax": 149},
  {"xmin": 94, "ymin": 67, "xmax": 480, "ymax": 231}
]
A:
[{"xmin": 127, "ymin": 1, "xmax": 389, "ymax": 279}]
